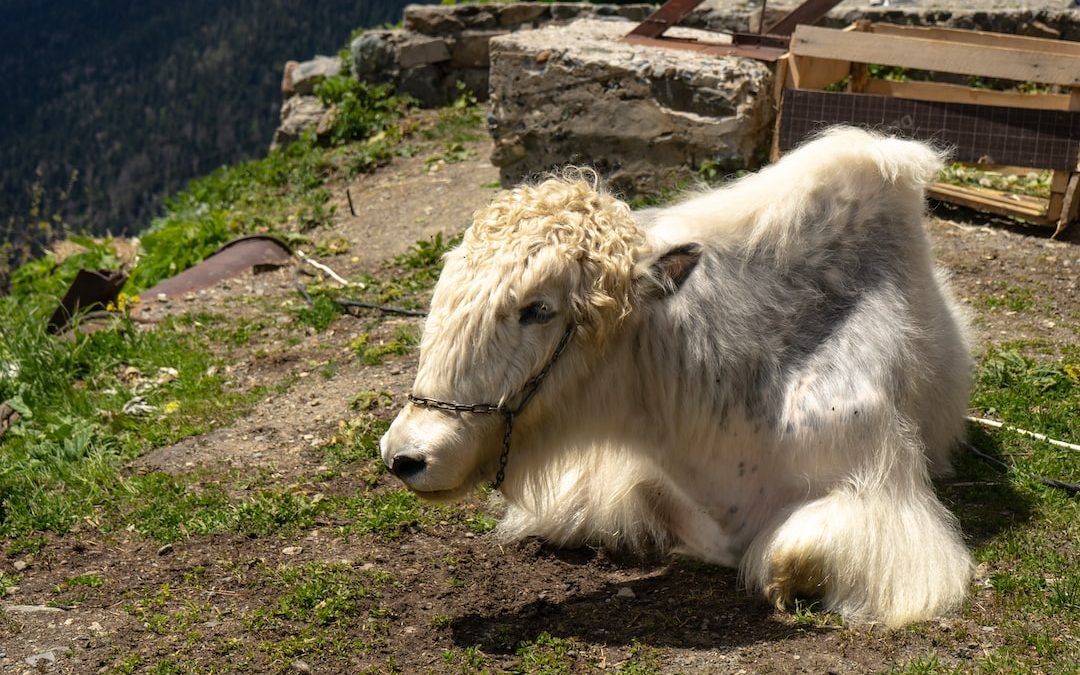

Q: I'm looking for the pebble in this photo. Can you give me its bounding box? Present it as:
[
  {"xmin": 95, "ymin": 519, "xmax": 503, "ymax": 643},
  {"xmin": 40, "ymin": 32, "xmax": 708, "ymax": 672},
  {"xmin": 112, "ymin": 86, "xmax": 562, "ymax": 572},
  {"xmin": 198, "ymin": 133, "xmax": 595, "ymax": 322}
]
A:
[
  {"xmin": 615, "ymin": 587, "xmax": 636, "ymax": 599},
  {"xmin": 291, "ymin": 659, "xmax": 312, "ymax": 673},
  {"xmin": 12, "ymin": 560, "xmax": 27, "ymax": 572},
  {"xmin": 282, "ymin": 546, "xmax": 303, "ymax": 556},
  {"xmin": 156, "ymin": 544, "xmax": 174, "ymax": 556}
]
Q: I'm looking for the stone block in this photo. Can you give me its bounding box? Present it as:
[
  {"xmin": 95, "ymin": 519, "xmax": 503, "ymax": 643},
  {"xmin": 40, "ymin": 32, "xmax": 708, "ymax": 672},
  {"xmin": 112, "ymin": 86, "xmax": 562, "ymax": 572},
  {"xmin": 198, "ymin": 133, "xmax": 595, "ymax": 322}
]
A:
[
  {"xmin": 450, "ymin": 30, "xmax": 505, "ymax": 68},
  {"xmin": 351, "ymin": 30, "xmax": 398, "ymax": 82},
  {"xmin": 398, "ymin": 35, "xmax": 451, "ymax": 68},
  {"xmin": 487, "ymin": 20, "xmax": 774, "ymax": 193},
  {"xmin": 289, "ymin": 55, "xmax": 342, "ymax": 96},
  {"xmin": 271, "ymin": 96, "xmax": 330, "ymax": 150},
  {"xmin": 498, "ymin": 4, "xmax": 549, "ymax": 28}
]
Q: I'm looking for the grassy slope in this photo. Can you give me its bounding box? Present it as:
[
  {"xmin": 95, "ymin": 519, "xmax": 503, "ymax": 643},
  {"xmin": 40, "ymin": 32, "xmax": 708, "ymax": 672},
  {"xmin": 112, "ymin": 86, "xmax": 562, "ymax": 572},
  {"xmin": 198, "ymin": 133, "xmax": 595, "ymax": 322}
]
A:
[{"xmin": 1, "ymin": 66, "xmax": 1078, "ymax": 673}]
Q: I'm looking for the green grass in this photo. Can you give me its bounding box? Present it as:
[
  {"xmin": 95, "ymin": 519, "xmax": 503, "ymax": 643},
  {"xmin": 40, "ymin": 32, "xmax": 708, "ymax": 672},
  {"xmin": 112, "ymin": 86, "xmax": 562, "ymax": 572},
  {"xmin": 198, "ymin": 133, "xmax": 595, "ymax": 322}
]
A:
[
  {"xmin": 944, "ymin": 344, "xmax": 1080, "ymax": 672},
  {"xmin": 977, "ymin": 284, "xmax": 1037, "ymax": 313},
  {"xmin": 353, "ymin": 325, "xmax": 420, "ymax": 365},
  {"xmin": 0, "ymin": 302, "xmax": 264, "ymax": 538}
]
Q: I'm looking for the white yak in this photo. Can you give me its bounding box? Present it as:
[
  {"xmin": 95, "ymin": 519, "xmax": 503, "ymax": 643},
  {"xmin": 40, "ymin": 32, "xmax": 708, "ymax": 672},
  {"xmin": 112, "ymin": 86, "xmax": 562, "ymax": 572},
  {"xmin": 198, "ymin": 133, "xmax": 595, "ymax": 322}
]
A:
[{"xmin": 381, "ymin": 127, "xmax": 973, "ymax": 627}]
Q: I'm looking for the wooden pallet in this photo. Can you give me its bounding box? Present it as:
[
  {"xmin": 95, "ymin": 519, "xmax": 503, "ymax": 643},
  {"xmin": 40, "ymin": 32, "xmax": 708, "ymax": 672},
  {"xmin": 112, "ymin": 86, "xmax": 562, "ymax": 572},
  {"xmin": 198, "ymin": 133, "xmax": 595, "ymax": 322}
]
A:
[{"xmin": 773, "ymin": 22, "xmax": 1080, "ymax": 237}]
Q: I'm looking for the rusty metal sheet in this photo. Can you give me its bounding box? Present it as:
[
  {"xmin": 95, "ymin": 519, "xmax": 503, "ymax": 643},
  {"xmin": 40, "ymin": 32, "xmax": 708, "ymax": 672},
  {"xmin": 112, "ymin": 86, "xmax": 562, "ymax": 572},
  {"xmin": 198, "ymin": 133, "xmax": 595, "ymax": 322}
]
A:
[
  {"xmin": 47, "ymin": 268, "xmax": 127, "ymax": 334},
  {"xmin": 140, "ymin": 234, "xmax": 293, "ymax": 303}
]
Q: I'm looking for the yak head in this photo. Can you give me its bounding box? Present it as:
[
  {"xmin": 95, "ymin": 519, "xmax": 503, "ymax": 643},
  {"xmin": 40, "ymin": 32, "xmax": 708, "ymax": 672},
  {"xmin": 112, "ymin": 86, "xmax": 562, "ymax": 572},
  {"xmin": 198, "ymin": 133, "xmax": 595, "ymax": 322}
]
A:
[{"xmin": 380, "ymin": 173, "xmax": 701, "ymax": 500}]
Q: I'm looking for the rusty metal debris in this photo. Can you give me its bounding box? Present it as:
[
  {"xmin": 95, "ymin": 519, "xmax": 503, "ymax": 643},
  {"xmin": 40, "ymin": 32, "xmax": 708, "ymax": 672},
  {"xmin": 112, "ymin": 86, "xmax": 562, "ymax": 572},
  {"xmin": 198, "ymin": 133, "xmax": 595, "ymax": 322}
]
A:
[
  {"xmin": 140, "ymin": 234, "xmax": 293, "ymax": 306},
  {"xmin": 47, "ymin": 269, "xmax": 127, "ymax": 334},
  {"xmin": 624, "ymin": 0, "xmax": 842, "ymax": 62}
]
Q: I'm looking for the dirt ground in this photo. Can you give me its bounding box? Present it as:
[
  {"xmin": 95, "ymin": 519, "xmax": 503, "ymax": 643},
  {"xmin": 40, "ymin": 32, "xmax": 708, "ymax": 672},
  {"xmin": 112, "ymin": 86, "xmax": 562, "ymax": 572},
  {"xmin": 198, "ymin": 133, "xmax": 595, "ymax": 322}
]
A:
[{"xmin": 1, "ymin": 138, "xmax": 1079, "ymax": 674}]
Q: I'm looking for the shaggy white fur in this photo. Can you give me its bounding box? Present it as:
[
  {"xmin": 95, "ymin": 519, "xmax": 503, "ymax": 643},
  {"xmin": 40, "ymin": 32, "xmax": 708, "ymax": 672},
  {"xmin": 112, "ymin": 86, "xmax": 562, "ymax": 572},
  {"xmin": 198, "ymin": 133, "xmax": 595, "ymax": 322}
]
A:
[{"xmin": 381, "ymin": 127, "xmax": 974, "ymax": 627}]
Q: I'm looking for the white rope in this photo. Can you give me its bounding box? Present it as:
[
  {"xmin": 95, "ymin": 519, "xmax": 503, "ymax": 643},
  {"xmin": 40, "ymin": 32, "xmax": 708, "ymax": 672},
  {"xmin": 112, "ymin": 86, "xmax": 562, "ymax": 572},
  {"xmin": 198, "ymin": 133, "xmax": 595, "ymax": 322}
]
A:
[
  {"xmin": 296, "ymin": 250, "xmax": 353, "ymax": 287},
  {"xmin": 966, "ymin": 416, "xmax": 1080, "ymax": 452}
]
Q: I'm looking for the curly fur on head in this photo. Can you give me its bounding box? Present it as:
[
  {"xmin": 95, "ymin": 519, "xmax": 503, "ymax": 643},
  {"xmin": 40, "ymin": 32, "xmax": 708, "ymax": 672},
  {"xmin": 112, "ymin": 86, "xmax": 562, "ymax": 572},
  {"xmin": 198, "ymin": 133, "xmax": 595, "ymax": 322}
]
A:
[{"xmin": 465, "ymin": 169, "xmax": 647, "ymax": 344}]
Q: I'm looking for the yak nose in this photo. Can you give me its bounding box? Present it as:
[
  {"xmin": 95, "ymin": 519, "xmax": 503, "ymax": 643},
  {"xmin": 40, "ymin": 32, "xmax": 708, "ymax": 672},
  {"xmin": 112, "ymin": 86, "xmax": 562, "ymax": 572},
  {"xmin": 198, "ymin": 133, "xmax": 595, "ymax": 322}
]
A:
[{"xmin": 389, "ymin": 452, "xmax": 427, "ymax": 480}]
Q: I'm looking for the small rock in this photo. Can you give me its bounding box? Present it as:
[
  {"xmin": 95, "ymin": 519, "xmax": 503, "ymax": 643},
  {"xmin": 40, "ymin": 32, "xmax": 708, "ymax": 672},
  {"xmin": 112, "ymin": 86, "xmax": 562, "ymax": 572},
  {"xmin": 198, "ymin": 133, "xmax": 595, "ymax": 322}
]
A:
[
  {"xmin": 403, "ymin": 625, "xmax": 417, "ymax": 634},
  {"xmin": 24, "ymin": 647, "xmax": 70, "ymax": 667},
  {"xmin": 12, "ymin": 560, "xmax": 27, "ymax": 571},
  {"xmin": 156, "ymin": 543, "xmax": 174, "ymax": 556},
  {"xmin": 615, "ymin": 587, "xmax": 635, "ymax": 599},
  {"xmin": 291, "ymin": 659, "xmax": 312, "ymax": 673},
  {"xmin": 90, "ymin": 622, "xmax": 104, "ymax": 632},
  {"xmin": 282, "ymin": 546, "xmax": 303, "ymax": 556}
]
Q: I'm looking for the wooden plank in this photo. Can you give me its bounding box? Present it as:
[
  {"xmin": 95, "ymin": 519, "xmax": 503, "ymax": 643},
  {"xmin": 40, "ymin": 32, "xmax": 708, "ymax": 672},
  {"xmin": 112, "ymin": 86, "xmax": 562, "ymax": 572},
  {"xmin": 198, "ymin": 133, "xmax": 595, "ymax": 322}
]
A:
[
  {"xmin": 1045, "ymin": 171, "xmax": 1070, "ymax": 221},
  {"xmin": 1055, "ymin": 173, "xmax": 1080, "ymax": 237},
  {"xmin": 790, "ymin": 25, "xmax": 1080, "ymax": 87},
  {"xmin": 787, "ymin": 54, "xmax": 850, "ymax": 90},
  {"xmin": 778, "ymin": 89, "xmax": 1080, "ymax": 170},
  {"xmin": 862, "ymin": 79, "xmax": 1075, "ymax": 112},
  {"xmin": 928, "ymin": 183, "xmax": 1052, "ymax": 223},
  {"xmin": 869, "ymin": 23, "xmax": 1080, "ymax": 58},
  {"xmin": 771, "ymin": 56, "xmax": 791, "ymax": 163}
]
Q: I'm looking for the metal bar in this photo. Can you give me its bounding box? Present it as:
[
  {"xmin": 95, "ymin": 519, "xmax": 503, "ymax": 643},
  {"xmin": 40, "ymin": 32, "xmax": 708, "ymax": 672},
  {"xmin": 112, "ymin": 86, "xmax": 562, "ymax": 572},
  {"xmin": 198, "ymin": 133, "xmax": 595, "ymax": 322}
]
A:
[
  {"xmin": 765, "ymin": 0, "xmax": 844, "ymax": 36},
  {"xmin": 627, "ymin": 0, "xmax": 706, "ymax": 39},
  {"xmin": 623, "ymin": 34, "xmax": 787, "ymax": 62}
]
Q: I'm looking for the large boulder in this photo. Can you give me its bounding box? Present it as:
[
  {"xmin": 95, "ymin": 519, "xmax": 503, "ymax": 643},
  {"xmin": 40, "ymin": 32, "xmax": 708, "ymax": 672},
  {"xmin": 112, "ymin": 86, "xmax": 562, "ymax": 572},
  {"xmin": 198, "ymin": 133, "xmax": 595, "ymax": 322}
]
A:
[
  {"xmin": 487, "ymin": 19, "xmax": 775, "ymax": 193},
  {"xmin": 288, "ymin": 55, "xmax": 343, "ymax": 96}
]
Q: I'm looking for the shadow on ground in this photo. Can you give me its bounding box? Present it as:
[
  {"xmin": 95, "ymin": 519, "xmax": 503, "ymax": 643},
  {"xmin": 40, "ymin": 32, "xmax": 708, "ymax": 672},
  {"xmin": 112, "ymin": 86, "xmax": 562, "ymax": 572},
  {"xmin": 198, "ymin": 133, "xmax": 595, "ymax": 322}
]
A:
[{"xmin": 450, "ymin": 547, "xmax": 822, "ymax": 653}]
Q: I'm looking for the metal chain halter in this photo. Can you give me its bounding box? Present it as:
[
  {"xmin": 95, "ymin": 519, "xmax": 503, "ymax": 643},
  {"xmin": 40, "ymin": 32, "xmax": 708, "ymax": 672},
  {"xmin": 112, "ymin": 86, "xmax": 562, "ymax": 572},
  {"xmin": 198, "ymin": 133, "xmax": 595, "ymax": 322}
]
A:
[{"xmin": 407, "ymin": 323, "xmax": 576, "ymax": 489}]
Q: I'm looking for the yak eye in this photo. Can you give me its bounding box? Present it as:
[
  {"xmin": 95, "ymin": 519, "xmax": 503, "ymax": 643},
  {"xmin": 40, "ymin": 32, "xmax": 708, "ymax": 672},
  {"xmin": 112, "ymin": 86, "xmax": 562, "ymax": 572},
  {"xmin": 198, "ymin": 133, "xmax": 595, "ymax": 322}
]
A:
[{"xmin": 519, "ymin": 301, "xmax": 555, "ymax": 325}]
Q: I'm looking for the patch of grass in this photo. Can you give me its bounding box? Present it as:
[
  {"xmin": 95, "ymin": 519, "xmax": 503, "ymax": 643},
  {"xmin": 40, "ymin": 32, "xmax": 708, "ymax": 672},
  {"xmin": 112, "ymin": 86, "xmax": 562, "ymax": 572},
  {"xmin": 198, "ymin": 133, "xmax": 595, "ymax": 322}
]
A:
[
  {"xmin": 0, "ymin": 304, "xmax": 263, "ymax": 538},
  {"xmin": 352, "ymin": 231, "xmax": 462, "ymax": 309},
  {"xmin": 321, "ymin": 414, "xmax": 390, "ymax": 471},
  {"xmin": 425, "ymin": 141, "xmax": 475, "ymax": 170},
  {"xmin": 0, "ymin": 571, "xmax": 21, "ymax": 595},
  {"xmin": 791, "ymin": 598, "xmax": 844, "ymax": 629},
  {"xmin": 615, "ymin": 641, "xmax": 662, "ymax": 674},
  {"xmin": 886, "ymin": 653, "xmax": 956, "ymax": 675},
  {"xmin": 977, "ymin": 283, "xmax": 1037, "ymax": 313},
  {"xmin": 952, "ymin": 345, "xmax": 1080, "ymax": 671},
  {"xmin": 443, "ymin": 646, "xmax": 492, "ymax": 674},
  {"xmin": 355, "ymin": 325, "xmax": 419, "ymax": 365},
  {"xmin": 464, "ymin": 512, "xmax": 498, "ymax": 534},
  {"xmin": 63, "ymin": 573, "xmax": 103, "ymax": 589},
  {"xmin": 315, "ymin": 75, "xmax": 412, "ymax": 147},
  {"xmin": 112, "ymin": 472, "xmax": 329, "ymax": 543},
  {"xmin": 425, "ymin": 83, "xmax": 486, "ymax": 144},
  {"xmin": 293, "ymin": 293, "xmax": 345, "ymax": 331},
  {"xmin": 512, "ymin": 632, "xmax": 593, "ymax": 674},
  {"xmin": 350, "ymin": 389, "xmax": 394, "ymax": 411},
  {"xmin": 341, "ymin": 489, "xmax": 428, "ymax": 539}
]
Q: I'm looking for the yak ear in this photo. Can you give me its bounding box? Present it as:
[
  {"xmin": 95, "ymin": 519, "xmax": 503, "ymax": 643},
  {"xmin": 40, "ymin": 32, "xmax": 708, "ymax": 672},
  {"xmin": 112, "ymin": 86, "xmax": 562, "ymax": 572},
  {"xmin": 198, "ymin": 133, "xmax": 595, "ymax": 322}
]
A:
[{"xmin": 641, "ymin": 243, "xmax": 703, "ymax": 297}]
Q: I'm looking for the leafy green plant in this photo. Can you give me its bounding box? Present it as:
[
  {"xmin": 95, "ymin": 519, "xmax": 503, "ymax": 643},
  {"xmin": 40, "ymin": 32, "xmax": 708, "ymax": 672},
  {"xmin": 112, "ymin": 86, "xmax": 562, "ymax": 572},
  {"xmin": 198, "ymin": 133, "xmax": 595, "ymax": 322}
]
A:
[{"xmin": 315, "ymin": 75, "xmax": 412, "ymax": 146}]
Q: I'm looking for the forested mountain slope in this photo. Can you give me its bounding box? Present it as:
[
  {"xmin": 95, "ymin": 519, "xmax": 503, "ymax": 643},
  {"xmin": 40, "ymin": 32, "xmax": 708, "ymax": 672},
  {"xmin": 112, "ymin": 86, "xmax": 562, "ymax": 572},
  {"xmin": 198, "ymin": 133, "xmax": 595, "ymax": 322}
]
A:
[{"xmin": 0, "ymin": 0, "xmax": 430, "ymax": 261}]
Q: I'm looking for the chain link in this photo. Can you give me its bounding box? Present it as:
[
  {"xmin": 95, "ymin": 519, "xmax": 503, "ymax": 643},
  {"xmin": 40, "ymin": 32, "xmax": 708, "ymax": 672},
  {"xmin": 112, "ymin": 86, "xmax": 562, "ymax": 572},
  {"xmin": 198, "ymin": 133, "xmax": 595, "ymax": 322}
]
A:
[{"xmin": 406, "ymin": 323, "xmax": 575, "ymax": 490}]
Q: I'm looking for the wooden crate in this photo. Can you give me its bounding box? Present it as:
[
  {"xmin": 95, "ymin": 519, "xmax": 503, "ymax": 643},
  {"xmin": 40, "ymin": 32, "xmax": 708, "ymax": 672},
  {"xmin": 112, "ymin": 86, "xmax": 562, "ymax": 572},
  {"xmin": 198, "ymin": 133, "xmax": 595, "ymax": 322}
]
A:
[{"xmin": 772, "ymin": 22, "xmax": 1080, "ymax": 237}]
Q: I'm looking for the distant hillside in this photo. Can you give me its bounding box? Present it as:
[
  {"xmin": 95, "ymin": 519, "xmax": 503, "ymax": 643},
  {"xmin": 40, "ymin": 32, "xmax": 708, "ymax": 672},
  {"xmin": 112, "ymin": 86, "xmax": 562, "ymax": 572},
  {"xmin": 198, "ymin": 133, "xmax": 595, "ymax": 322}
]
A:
[{"xmin": 0, "ymin": 0, "xmax": 432, "ymax": 266}]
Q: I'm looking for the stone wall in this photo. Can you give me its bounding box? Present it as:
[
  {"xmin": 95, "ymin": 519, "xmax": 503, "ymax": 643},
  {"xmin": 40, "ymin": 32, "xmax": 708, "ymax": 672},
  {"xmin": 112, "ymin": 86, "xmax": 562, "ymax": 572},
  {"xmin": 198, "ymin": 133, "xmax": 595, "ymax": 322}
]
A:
[
  {"xmin": 487, "ymin": 19, "xmax": 774, "ymax": 194},
  {"xmin": 351, "ymin": 3, "xmax": 654, "ymax": 107},
  {"xmin": 276, "ymin": 2, "xmax": 1080, "ymax": 194}
]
